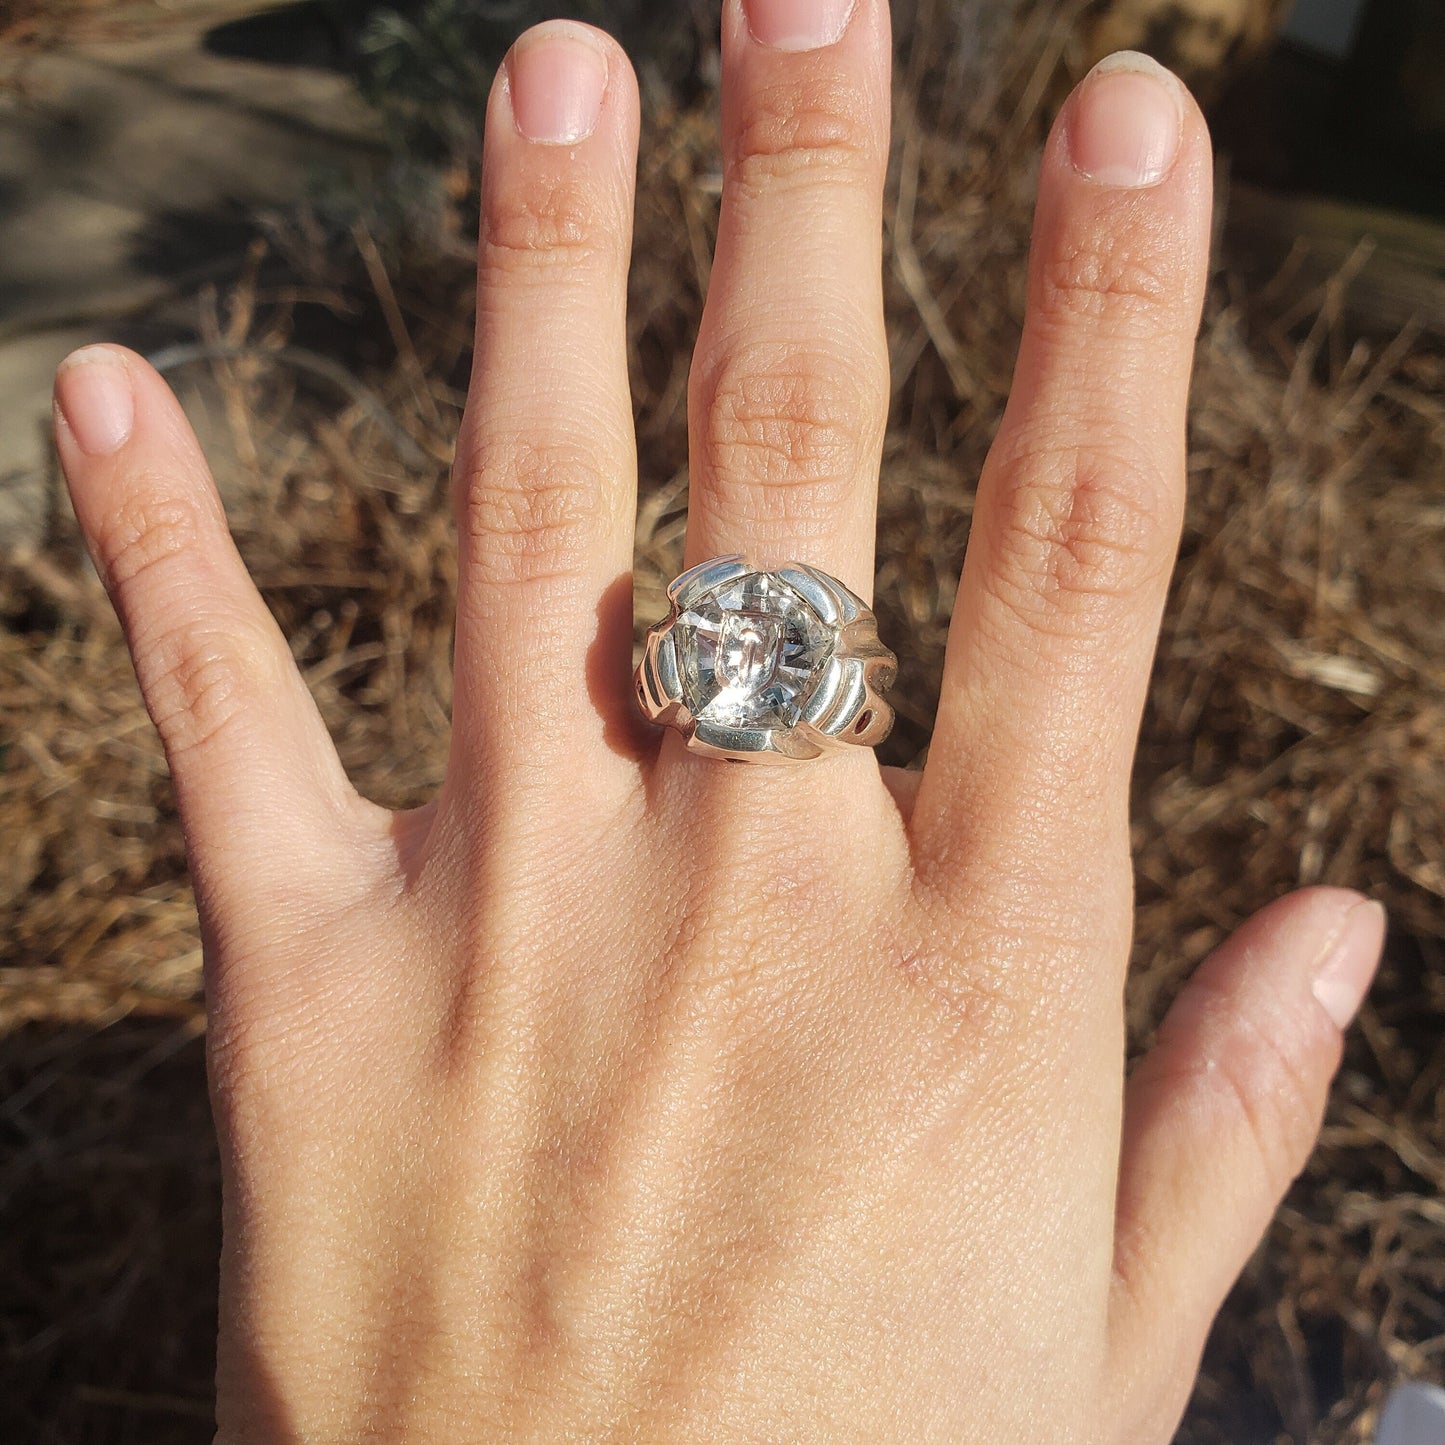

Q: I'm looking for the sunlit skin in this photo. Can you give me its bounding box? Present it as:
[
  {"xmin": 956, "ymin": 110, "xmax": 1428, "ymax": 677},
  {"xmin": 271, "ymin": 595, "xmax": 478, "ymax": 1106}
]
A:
[{"xmin": 52, "ymin": 4, "xmax": 1383, "ymax": 1441}]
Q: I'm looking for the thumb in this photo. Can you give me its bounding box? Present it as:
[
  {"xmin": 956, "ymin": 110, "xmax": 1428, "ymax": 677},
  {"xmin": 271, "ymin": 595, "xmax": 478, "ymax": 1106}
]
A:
[{"xmin": 1106, "ymin": 887, "xmax": 1386, "ymax": 1440}]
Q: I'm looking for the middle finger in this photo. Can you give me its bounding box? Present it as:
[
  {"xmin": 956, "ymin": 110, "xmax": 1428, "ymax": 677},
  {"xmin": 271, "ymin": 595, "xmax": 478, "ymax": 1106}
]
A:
[{"xmin": 684, "ymin": 0, "xmax": 892, "ymax": 594}]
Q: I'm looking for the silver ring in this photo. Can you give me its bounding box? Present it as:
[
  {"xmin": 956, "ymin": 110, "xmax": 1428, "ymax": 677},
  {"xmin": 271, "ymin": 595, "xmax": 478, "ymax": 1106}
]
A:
[{"xmin": 636, "ymin": 556, "xmax": 897, "ymax": 763}]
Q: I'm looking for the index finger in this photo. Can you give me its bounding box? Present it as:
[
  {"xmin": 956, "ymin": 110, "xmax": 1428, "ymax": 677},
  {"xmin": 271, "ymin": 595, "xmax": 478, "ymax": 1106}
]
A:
[{"xmin": 912, "ymin": 54, "xmax": 1212, "ymax": 934}]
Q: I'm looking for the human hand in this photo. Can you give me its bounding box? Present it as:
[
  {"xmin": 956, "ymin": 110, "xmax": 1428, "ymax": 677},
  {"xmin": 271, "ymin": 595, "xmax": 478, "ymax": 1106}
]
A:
[{"xmin": 53, "ymin": 4, "xmax": 1385, "ymax": 1440}]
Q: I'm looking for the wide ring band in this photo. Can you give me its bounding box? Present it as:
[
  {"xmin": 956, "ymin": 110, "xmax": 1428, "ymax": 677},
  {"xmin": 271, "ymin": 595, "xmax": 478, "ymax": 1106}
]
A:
[{"xmin": 636, "ymin": 556, "xmax": 897, "ymax": 764}]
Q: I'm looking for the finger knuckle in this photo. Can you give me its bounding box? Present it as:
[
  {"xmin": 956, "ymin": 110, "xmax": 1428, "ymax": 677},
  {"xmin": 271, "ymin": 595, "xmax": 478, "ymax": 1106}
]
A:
[
  {"xmin": 481, "ymin": 175, "xmax": 613, "ymax": 273},
  {"xmin": 897, "ymin": 942, "xmax": 1023, "ymax": 1048},
  {"xmin": 456, "ymin": 435, "xmax": 616, "ymax": 587},
  {"xmin": 92, "ymin": 487, "xmax": 203, "ymax": 596},
  {"xmin": 984, "ymin": 440, "xmax": 1175, "ymax": 636},
  {"xmin": 134, "ymin": 620, "xmax": 263, "ymax": 759},
  {"xmin": 728, "ymin": 73, "xmax": 876, "ymax": 190},
  {"xmin": 895, "ymin": 885, "xmax": 1031, "ymax": 1047},
  {"xmin": 1038, "ymin": 228, "xmax": 1172, "ymax": 329},
  {"xmin": 1216, "ymin": 1045, "xmax": 1323, "ymax": 1200},
  {"xmin": 697, "ymin": 343, "xmax": 882, "ymax": 530},
  {"xmin": 1183, "ymin": 987, "xmax": 1335, "ymax": 1200}
]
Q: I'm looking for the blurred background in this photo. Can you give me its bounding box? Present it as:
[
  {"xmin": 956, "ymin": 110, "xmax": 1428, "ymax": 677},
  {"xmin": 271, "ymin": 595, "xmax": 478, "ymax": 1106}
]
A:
[{"xmin": 1, "ymin": 1, "xmax": 1441, "ymax": 1440}]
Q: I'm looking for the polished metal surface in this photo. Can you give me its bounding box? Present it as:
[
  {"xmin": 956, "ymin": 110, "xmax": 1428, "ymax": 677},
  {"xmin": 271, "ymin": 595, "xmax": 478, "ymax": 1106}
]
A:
[{"xmin": 636, "ymin": 556, "xmax": 897, "ymax": 763}]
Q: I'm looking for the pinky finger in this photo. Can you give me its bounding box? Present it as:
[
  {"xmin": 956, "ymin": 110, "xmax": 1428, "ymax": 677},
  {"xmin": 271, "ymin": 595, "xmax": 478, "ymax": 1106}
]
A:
[
  {"xmin": 54, "ymin": 345, "xmax": 375, "ymax": 914},
  {"xmin": 1107, "ymin": 888, "xmax": 1386, "ymax": 1439}
]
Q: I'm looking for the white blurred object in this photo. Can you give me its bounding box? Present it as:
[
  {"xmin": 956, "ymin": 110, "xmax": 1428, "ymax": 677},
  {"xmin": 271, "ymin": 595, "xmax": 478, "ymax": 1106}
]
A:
[{"xmin": 1377, "ymin": 1384, "xmax": 1445, "ymax": 1445}]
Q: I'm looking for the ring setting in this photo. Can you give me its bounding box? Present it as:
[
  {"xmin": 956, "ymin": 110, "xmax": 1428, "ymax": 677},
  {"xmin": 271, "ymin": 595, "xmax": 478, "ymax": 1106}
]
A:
[{"xmin": 636, "ymin": 556, "xmax": 897, "ymax": 763}]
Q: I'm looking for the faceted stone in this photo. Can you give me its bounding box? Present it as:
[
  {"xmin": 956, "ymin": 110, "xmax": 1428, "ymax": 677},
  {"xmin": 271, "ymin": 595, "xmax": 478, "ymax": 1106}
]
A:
[
  {"xmin": 674, "ymin": 571, "xmax": 837, "ymax": 732},
  {"xmin": 717, "ymin": 609, "xmax": 785, "ymax": 691}
]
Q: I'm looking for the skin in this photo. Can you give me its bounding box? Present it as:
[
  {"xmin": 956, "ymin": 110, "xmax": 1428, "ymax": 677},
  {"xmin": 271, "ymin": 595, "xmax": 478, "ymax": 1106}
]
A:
[{"xmin": 52, "ymin": 5, "xmax": 1385, "ymax": 1441}]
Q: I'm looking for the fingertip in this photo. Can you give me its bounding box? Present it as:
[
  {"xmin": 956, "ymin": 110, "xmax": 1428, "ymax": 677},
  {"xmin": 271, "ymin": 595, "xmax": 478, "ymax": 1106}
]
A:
[
  {"xmin": 504, "ymin": 21, "xmax": 610, "ymax": 146},
  {"xmin": 1159, "ymin": 886, "xmax": 1384, "ymax": 1047},
  {"xmin": 738, "ymin": 0, "xmax": 857, "ymax": 52},
  {"xmin": 56, "ymin": 340, "xmax": 138, "ymax": 375},
  {"xmin": 1042, "ymin": 56, "xmax": 1211, "ymax": 232},
  {"xmin": 724, "ymin": 0, "xmax": 890, "ymax": 56},
  {"xmin": 1058, "ymin": 50, "xmax": 1209, "ymax": 188},
  {"xmin": 1222, "ymin": 884, "xmax": 1367, "ymax": 947},
  {"xmin": 54, "ymin": 344, "xmax": 137, "ymax": 458},
  {"xmin": 1068, "ymin": 53, "xmax": 1182, "ymax": 189},
  {"xmin": 1311, "ymin": 897, "xmax": 1386, "ymax": 1031},
  {"xmin": 497, "ymin": 19, "xmax": 638, "ymax": 148},
  {"xmin": 508, "ymin": 16, "xmax": 627, "ymax": 67}
]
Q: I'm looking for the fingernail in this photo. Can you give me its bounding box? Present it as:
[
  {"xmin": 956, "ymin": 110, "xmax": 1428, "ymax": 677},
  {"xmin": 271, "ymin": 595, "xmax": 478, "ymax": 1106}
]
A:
[
  {"xmin": 1312, "ymin": 900, "xmax": 1386, "ymax": 1030},
  {"xmin": 507, "ymin": 21, "xmax": 609, "ymax": 146},
  {"xmin": 743, "ymin": 0, "xmax": 856, "ymax": 52},
  {"xmin": 1068, "ymin": 51, "xmax": 1184, "ymax": 189},
  {"xmin": 55, "ymin": 346, "xmax": 135, "ymax": 456}
]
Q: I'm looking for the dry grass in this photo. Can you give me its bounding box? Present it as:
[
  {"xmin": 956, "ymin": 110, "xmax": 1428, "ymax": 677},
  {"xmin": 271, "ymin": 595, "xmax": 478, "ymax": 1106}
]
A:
[
  {"xmin": 0, "ymin": 0, "xmax": 128, "ymax": 55},
  {"xmin": 2, "ymin": 2, "xmax": 1443, "ymax": 1440}
]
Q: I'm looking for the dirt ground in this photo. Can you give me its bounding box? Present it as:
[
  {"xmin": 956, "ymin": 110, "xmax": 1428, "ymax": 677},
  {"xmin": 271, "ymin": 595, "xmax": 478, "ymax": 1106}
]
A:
[{"xmin": 1, "ymin": 2, "xmax": 1442, "ymax": 1442}]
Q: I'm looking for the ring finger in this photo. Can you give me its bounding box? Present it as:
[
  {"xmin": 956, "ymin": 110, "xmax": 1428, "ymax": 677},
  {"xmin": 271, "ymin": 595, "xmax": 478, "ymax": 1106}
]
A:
[{"xmin": 684, "ymin": 0, "xmax": 892, "ymax": 594}]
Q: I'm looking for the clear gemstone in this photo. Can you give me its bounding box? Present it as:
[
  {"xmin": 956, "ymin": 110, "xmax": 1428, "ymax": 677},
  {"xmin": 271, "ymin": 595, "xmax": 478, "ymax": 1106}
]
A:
[
  {"xmin": 675, "ymin": 571, "xmax": 837, "ymax": 731},
  {"xmin": 717, "ymin": 610, "xmax": 784, "ymax": 690}
]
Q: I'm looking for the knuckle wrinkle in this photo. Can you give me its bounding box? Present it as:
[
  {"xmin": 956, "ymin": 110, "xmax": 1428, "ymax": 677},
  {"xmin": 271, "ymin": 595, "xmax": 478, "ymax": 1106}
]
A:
[
  {"xmin": 458, "ymin": 437, "xmax": 613, "ymax": 586},
  {"xmin": 95, "ymin": 491, "xmax": 203, "ymax": 596},
  {"xmin": 482, "ymin": 177, "xmax": 611, "ymax": 268},
  {"xmin": 140, "ymin": 626, "xmax": 256, "ymax": 760},
  {"xmin": 728, "ymin": 74, "xmax": 875, "ymax": 187},
  {"xmin": 987, "ymin": 442, "xmax": 1174, "ymax": 629},
  {"xmin": 699, "ymin": 346, "xmax": 881, "ymax": 526},
  {"xmin": 1039, "ymin": 233, "xmax": 1171, "ymax": 325}
]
